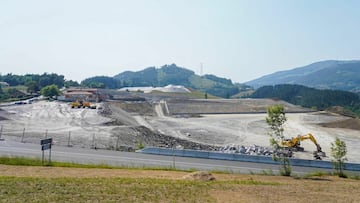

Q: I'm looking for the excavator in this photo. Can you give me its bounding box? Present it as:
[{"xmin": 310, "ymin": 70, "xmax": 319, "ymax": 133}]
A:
[{"xmin": 281, "ymin": 133, "xmax": 326, "ymax": 160}]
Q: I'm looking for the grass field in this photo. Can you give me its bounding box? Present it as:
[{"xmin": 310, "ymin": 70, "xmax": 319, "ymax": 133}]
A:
[{"xmin": 0, "ymin": 160, "xmax": 360, "ymax": 202}]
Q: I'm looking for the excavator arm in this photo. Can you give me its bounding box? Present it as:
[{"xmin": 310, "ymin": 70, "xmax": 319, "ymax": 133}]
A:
[
  {"xmin": 281, "ymin": 133, "xmax": 326, "ymax": 159},
  {"xmin": 297, "ymin": 133, "xmax": 322, "ymax": 152}
]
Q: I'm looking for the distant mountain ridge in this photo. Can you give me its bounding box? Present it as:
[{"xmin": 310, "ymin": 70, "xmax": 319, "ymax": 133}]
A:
[
  {"xmin": 113, "ymin": 64, "xmax": 239, "ymax": 98},
  {"xmin": 245, "ymin": 60, "xmax": 360, "ymax": 93}
]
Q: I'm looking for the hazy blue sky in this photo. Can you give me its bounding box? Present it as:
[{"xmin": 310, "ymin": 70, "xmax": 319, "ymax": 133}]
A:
[{"xmin": 1, "ymin": 0, "xmax": 359, "ymax": 83}]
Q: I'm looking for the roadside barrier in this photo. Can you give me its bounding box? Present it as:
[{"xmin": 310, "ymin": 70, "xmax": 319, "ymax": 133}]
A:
[{"xmin": 139, "ymin": 147, "xmax": 360, "ymax": 171}]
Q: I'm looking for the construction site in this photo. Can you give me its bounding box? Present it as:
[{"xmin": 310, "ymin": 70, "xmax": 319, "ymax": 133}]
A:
[{"xmin": 0, "ymin": 89, "xmax": 360, "ymax": 163}]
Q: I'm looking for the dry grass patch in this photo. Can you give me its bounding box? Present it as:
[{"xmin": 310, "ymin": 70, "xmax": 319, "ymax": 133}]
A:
[{"xmin": 183, "ymin": 171, "xmax": 216, "ymax": 181}]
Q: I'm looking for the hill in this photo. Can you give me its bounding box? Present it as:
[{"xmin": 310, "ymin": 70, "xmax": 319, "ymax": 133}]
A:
[
  {"xmin": 250, "ymin": 84, "xmax": 360, "ymax": 116},
  {"xmin": 113, "ymin": 64, "xmax": 239, "ymax": 98},
  {"xmin": 245, "ymin": 60, "xmax": 360, "ymax": 93}
]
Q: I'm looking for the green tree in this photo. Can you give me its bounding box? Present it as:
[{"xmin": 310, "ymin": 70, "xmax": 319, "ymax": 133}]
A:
[
  {"xmin": 0, "ymin": 86, "xmax": 5, "ymax": 100},
  {"xmin": 330, "ymin": 137, "xmax": 347, "ymax": 177},
  {"xmin": 266, "ymin": 104, "xmax": 291, "ymax": 176},
  {"xmin": 40, "ymin": 84, "xmax": 61, "ymax": 98},
  {"xmin": 64, "ymin": 80, "xmax": 80, "ymax": 88},
  {"xmin": 25, "ymin": 80, "xmax": 40, "ymax": 94}
]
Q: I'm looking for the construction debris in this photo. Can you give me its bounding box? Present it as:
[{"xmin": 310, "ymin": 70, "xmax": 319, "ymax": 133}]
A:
[{"xmin": 219, "ymin": 144, "xmax": 293, "ymax": 157}]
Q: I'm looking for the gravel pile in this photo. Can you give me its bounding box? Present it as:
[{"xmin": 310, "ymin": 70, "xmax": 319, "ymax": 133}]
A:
[{"xmin": 219, "ymin": 144, "xmax": 293, "ymax": 157}]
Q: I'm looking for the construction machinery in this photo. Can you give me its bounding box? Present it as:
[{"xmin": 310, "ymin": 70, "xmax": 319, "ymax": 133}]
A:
[
  {"xmin": 71, "ymin": 100, "xmax": 96, "ymax": 109},
  {"xmin": 281, "ymin": 133, "xmax": 326, "ymax": 160}
]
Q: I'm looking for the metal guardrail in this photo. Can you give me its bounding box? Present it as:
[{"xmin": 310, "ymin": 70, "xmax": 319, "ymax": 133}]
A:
[{"xmin": 139, "ymin": 147, "xmax": 360, "ymax": 171}]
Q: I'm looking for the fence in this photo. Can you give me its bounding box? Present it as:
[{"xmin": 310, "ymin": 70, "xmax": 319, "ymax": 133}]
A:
[
  {"xmin": 140, "ymin": 147, "xmax": 360, "ymax": 171},
  {"xmin": 0, "ymin": 125, "xmax": 134, "ymax": 151}
]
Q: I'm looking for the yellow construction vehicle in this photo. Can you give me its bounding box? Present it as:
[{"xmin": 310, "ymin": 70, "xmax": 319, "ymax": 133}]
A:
[
  {"xmin": 71, "ymin": 100, "xmax": 96, "ymax": 109},
  {"xmin": 281, "ymin": 133, "xmax": 326, "ymax": 160},
  {"xmin": 71, "ymin": 100, "xmax": 82, "ymax": 108}
]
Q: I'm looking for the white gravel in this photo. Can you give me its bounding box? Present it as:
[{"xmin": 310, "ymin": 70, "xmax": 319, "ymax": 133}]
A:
[{"xmin": 1, "ymin": 100, "xmax": 359, "ymax": 163}]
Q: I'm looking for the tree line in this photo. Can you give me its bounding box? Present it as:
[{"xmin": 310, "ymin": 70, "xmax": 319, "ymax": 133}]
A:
[
  {"xmin": 250, "ymin": 84, "xmax": 360, "ymax": 116},
  {"xmin": 0, "ymin": 73, "xmax": 80, "ymax": 101}
]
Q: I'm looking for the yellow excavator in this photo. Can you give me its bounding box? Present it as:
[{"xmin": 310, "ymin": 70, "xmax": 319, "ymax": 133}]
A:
[{"xmin": 281, "ymin": 133, "xmax": 326, "ymax": 160}]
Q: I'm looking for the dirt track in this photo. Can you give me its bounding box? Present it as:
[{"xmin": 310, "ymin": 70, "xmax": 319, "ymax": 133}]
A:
[{"xmin": 0, "ymin": 99, "xmax": 359, "ymax": 163}]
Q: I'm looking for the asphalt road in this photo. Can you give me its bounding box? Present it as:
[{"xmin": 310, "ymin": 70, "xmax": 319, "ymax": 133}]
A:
[{"xmin": 0, "ymin": 139, "xmax": 357, "ymax": 176}]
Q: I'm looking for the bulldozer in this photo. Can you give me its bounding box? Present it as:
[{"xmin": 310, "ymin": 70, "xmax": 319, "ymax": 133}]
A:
[
  {"xmin": 281, "ymin": 133, "xmax": 326, "ymax": 160},
  {"xmin": 71, "ymin": 100, "xmax": 96, "ymax": 109}
]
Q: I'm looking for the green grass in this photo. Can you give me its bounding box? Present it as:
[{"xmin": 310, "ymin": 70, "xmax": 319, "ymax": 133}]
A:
[
  {"xmin": 0, "ymin": 177, "xmax": 211, "ymax": 202},
  {"xmin": 0, "ymin": 156, "xmax": 282, "ymax": 202},
  {"xmin": 0, "ymin": 176, "xmax": 279, "ymax": 202},
  {"xmin": 0, "ymin": 156, "xmax": 196, "ymax": 172},
  {"xmin": 0, "ymin": 156, "xmax": 112, "ymax": 168},
  {"xmin": 303, "ymin": 170, "xmax": 331, "ymax": 178}
]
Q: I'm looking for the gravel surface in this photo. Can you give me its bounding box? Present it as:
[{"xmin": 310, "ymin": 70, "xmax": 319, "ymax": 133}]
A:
[{"xmin": 0, "ymin": 99, "xmax": 359, "ymax": 163}]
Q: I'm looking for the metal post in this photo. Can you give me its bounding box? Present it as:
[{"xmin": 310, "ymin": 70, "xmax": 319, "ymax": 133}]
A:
[
  {"xmin": 67, "ymin": 131, "xmax": 71, "ymax": 147},
  {"xmin": 49, "ymin": 146, "xmax": 52, "ymax": 163},
  {"xmin": 21, "ymin": 128, "xmax": 25, "ymax": 143},
  {"xmin": 92, "ymin": 133, "xmax": 96, "ymax": 149},
  {"xmin": 45, "ymin": 129, "xmax": 48, "ymax": 138},
  {"xmin": 172, "ymin": 140, "xmax": 175, "ymax": 169},
  {"xmin": 0, "ymin": 125, "xmax": 3, "ymax": 141},
  {"xmin": 116, "ymin": 135, "xmax": 120, "ymax": 150}
]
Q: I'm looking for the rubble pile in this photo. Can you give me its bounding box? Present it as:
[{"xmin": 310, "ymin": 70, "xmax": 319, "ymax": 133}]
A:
[{"xmin": 219, "ymin": 144, "xmax": 293, "ymax": 157}]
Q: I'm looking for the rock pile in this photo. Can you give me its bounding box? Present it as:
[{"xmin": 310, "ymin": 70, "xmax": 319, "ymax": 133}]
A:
[
  {"xmin": 219, "ymin": 144, "xmax": 293, "ymax": 157},
  {"xmin": 219, "ymin": 145, "xmax": 273, "ymax": 156}
]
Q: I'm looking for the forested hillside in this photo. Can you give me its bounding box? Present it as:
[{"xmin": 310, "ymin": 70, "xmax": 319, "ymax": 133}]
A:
[
  {"xmin": 81, "ymin": 76, "xmax": 121, "ymax": 89},
  {"xmin": 246, "ymin": 60, "xmax": 360, "ymax": 93},
  {"xmin": 113, "ymin": 64, "xmax": 239, "ymax": 98},
  {"xmin": 250, "ymin": 84, "xmax": 360, "ymax": 116},
  {"xmin": 0, "ymin": 73, "xmax": 65, "ymax": 88}
]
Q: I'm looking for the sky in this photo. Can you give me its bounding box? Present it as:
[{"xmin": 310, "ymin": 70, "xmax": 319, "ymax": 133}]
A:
[{"xmin": 1, "ymin": 0, "xmax": 360, "ymax": 83}]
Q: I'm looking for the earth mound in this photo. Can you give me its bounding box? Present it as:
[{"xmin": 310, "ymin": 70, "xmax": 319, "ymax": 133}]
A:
[
  {"xmin": 326, "ymin": 106, "xmax": 356, "ymax": 118},
  {"xmin": 320, "ymin": 118, "xmax": 360, "ymax": 131},
  {"xmin": 183, "ymin": 171, "xmax": 216, "ymax": 181}
]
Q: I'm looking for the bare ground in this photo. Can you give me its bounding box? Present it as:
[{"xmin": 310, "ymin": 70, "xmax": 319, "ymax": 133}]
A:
[{"xmin": 0, "ymin": 99, "xmax": 359, "ymax": 162}]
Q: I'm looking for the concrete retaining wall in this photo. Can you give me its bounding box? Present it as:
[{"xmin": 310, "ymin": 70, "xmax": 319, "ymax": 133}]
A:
[{"xmin": 139, "ymin": 147, "xmax": 360, "ymax": 171}]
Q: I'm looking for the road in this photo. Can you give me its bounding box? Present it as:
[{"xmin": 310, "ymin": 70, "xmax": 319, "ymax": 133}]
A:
[{"xmin": 0, "ymin": 139, "xmax": 358, "ymax": 176}]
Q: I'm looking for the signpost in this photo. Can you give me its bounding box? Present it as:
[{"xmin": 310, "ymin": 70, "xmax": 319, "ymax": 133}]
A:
[{"xmin": 40, "ymin": 138, "xmax": 52, "ymax": 164}]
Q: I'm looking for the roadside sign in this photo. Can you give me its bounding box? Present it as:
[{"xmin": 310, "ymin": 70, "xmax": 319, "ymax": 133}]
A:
[
  {"xmin": 40, "ymin": 137, "xmax": 53, "ymax": 164},
  {"xmin": 41, "ymin": 138, "xmax": 52, "ymax": 146},
  {"xmin": 41, "ymin": 143, "xmax": 51, "ymax": 151}
]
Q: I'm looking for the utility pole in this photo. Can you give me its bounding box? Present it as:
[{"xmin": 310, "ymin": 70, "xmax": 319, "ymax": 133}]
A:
[
  {"xmin": 21, "ymin": 128, "xmax": 25, "ymax": 143},
  {"xmin": 0, "ymin": 125, "xmax": 3, "ymax": 141},
  {"xmin": 67, "ymin": 131, "xmax": 72, "ymax": 147}
]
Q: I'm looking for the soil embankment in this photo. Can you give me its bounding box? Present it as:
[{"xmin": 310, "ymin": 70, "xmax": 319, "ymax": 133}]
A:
[{"xmin": 320, "ymin": 118, "xmax": 360, "ymax": 131}]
